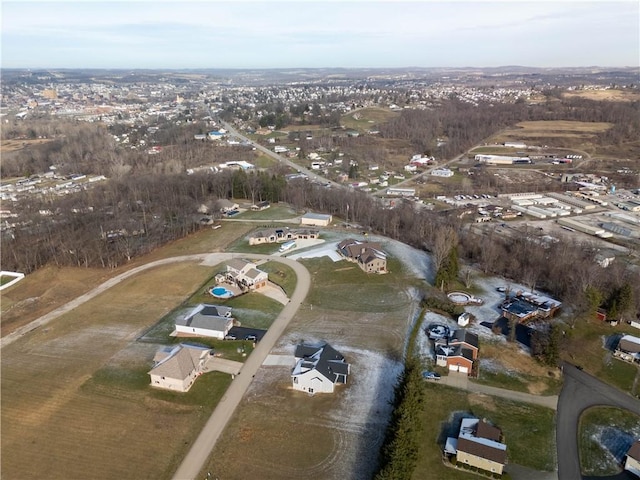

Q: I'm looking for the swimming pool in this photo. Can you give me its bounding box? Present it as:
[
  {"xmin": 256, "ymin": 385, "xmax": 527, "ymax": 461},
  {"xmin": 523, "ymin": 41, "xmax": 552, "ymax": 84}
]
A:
[{"xmin": 211, "ymin": 286, "xmax": 234, "ymax": 298}]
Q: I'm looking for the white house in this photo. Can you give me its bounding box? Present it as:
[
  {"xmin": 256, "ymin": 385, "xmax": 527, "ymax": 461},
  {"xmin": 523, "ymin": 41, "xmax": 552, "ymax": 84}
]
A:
[
  {"xmin": 148, "ymin": 344, "xmax": 211, "ymax": 392},
  {"xmin": 300, "ymin": 212, "xmax": 332, "ymax": 227},
  {"xmin": 175, "ymin": 304, "xmax": 233, "ymax": 339},
  {"xmin": 225, "ymin": 259, "xmax": 268, "ymax": 290},
  {"xmin": 625, "ymin": 440, "xmax": 640, "ymax": 478},
  {"xmin": 431, "ymin": 168, "xmax": 454, "ymax": 178},
  {"xmin": 291, "ymin": 343, "xmax": 350, "ymax": 394}
]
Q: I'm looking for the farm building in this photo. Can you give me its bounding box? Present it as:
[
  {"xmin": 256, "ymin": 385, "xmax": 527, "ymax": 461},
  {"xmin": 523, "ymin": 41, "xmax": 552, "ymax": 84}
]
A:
[
  {"xmin": 445, "ymin": 418, "xmax": 507, "ymax": 476},
  {"xmin": 148, "ymin": 344, "xmax": 211, "ymax": 392},
  {"xmin": 175, "ymin": 304, "xmax": 233, "ymax": 339},
  {"xmin": 291, "ymin": 342, "xmax": 350, "ymax": 394},
  {"xmin": 300, "ymin": 212, "xmax": 332, "ymax": 227}
]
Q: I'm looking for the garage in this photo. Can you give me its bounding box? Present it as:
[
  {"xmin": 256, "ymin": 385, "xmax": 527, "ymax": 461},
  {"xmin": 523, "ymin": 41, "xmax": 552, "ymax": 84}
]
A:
[{"xmin": 448, "ymin": 364, "xmax": 469, "ymax": 374}]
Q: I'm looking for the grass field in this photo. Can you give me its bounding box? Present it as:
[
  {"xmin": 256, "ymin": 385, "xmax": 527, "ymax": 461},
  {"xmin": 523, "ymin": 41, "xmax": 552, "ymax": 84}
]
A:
[
  {"xmin": 412, "ymin": 384, "xmax": 557, "ymax": 479},
  {"xmin": 340, "ymin": 107, "xmax": 399, "ymax": 132},
  {"xmin": 0, "ymin": 137, "xmax": 55, "ymax": 152},
  {"xmin": 232, "ymin": 204, "xmax": 298, "ymax": 220},
  {"xmin": 198, "ymin": 246, "xmax": 420, "ymax": 479},
  {"xmin": 1, "ymin": 261, "xmax": 234, "ymax": 480},
  {"xmin": 259, "ymin": 261, "xmax": 298, "ymax": 297},
  {"xmin": 563, "ymin": 89, "xmax": 640, "ymax": 102},
  {"xmin": 492, "ymin": 120, "xmax": 612, "ymax": 143},
  {"xmin": 579, "ymin": 406, "xmax": 640, "ymax": 476},
  {"xmin": 561, "ymin": 320, "xmax": 639, "ymax": 394}
]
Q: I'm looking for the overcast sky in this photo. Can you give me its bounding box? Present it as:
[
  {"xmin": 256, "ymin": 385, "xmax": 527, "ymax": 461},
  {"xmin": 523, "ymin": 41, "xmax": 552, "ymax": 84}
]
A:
[{"xmin": 2, "ymin": 1, "xmax": 638, "ymax": 69}]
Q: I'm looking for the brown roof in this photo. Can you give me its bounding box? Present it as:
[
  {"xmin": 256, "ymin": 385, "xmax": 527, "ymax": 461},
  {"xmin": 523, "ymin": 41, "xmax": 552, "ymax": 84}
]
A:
[
  {"xmin": 457, "ymin": 437, "xmax": 507, "ymax": 465},
  {"xmin": 628, "ymin": 440, "xmax": 640, "ymax": 461},
  {"xmin": 476, "ymin": 420, "xmax": 502, "ymax": 442},
  {"xmin": 149, "ymin": 346, "xmax": 205, "ymax": 380}
]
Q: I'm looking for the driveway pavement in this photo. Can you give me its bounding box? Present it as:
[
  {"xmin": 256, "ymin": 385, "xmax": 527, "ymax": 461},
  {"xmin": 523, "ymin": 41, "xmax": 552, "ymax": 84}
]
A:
[{"xmin": 557, "ymin": 363, "xmax": 640, "ymax": 480}]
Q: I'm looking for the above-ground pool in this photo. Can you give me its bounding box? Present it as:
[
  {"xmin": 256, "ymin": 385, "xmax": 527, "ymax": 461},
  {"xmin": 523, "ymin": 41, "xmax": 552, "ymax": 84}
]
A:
[{"xmin": 211, "ymin": 286, "xmax": 234, "ymax": 299}]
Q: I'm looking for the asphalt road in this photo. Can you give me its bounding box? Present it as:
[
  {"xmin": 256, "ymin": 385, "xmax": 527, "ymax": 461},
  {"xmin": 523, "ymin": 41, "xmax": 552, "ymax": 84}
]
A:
[
  {"xmin": 557, "ymin": 363, "xmax": 640, "ymax": 480},
  {"xmin": 171, "ymin": 255, "xmax": 310, "ymax": 480}
]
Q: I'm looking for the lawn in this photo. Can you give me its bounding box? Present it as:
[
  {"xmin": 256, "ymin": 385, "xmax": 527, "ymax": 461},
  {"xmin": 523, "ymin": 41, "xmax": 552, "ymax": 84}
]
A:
[
  {"xmin": 232, "ymin": 204, "xmax": 298, "ymax": 220},
  {"xmin": 561, "ymin": 320, "xmax": 639, "ymax": 394},
  {"xmin": 259, "ymin": 261, "xmax": 298, "ymax": 297},
  {"xmin": 0, "ymin": 261, "xmax": 230, "ymax": 480},
  {"xmin": 340, "ymin": 107, "xmax": 399, "ymax": 132},
  {"xmin": 412, "ymin": 383, "xmax": 556, "ymax": 479},
  {"xmin": 579, "ymin": 406, "xmax": 640, "ymax": 476}
]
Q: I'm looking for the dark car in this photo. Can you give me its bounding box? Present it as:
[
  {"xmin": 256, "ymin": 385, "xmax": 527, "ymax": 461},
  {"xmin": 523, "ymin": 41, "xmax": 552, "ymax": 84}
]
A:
[{"xmin": 422, "ymin": 371, "xmax": 441, "ymax": 381}]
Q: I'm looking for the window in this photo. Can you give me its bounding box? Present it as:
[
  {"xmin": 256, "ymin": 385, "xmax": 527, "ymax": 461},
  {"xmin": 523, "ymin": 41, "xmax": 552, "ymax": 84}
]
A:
[
  {"xmin": 309, "ymin": 388, "xmax": 314, "ymax": 393},
  {"xmin": 293, "ymin": 377, "xmax": 298, "ymax": 384}
]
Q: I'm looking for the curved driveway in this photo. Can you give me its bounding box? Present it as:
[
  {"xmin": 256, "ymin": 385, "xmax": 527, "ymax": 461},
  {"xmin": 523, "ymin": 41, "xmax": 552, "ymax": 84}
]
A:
[
  {"xmin": 557, "ymin": 363, "xmax": 640, "ymax": 480},
  {"xmin": 0, "ymin": 253, "xmax": 311, "ymax": 480}
]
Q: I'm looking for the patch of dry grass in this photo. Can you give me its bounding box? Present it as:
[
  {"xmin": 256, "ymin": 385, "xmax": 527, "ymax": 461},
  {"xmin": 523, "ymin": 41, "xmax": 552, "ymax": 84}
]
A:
[
  {"xmin": 0, "ymin": 138, "xmax": 55, "ymax": 152},
  {"xmin": 563, "ymin": 89, "xmax": 640, "ymax": 102}
]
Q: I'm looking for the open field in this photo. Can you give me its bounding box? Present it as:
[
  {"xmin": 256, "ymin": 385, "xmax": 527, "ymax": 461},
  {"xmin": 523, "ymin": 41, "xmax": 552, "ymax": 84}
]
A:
[
  {"xmin": 0, "ymin": 223, "xmax": 254, "ymax": 336},
  {"xmin": 489, "ymin": 120, "xmax": 613, "ymax": 150},
  {"xmin": 340, "ymin": 107, "xmax": 400, "ymax": 131},
  {"xmin": 563, "ymin": 89, "xmax": 640, "ymax": 102},
  {"xmin": 259, "ymin": 261, "xmax": 298, "ymax": 296},
  {"xmin": 412, "ymin": 383, "xmax": 557, "ymax": 479},
  {"xmin": 233, "ymin": 204, "xmax": 299, "ymax": 220},
  {"xmin": 0, "ymin": 137, "xmax": 55, "ymax": 152},
  {"xmin": 579, "ymin": 406, "xmax": 640, "ymax": 476},
  {"xmin": 199, "ymin": 243, "xmax": 423, "ymax": 479},
  {"xmin": 1, "ymin": 261, "xmax": 235, "ymax": 480}
]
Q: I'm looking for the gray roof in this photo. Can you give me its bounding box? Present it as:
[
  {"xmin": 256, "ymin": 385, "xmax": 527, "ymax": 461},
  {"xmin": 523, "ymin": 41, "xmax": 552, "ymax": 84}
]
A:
[
  {"xmin": 176, "ymin": 304, "xmax": 233, "ymax": 332},
  {"xmin": 450, "ymin": 329, "xmax": 479, "ymax": 349},
  {"xmin": 149, "ymin": 344, "xmax": 209, "ymax": 380},
  {"xmin": 293, "ymin": 342, "xmax": 350, "ymax": 383},
  {"xmin": 302, "ymin": 212, "xmax": 332, "ymax": 220},
  {"xmin": 227, "ymin": 258, "xmax": 252, "ymax": 272}
]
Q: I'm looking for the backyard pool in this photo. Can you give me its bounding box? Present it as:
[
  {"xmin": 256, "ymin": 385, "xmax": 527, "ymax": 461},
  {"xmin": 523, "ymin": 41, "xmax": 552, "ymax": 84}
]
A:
[{"xmin": 211, "ymin": 286, "xmax": 234, "ymax": 299}]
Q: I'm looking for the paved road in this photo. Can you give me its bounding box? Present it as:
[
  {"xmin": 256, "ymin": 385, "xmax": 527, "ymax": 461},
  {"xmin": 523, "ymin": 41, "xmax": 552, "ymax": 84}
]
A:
[
  {"xmin": 220, "ymin": 121, "xmax": 341, "ymax": 188},
  {"xmin": 172, "ymin": 256, "xmax": 310, "ymax": 480},
  {"xmin": 557, "ymin": 363, "xmax": 640, "ymax": 480}
]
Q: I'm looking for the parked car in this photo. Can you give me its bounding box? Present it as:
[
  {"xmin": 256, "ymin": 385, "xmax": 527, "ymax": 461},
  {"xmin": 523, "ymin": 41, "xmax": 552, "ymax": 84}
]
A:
[
  {"xmin": 422, "ymin": 371, "xmax": 441, "ymax": 381},
  {"xmin": 224, "ymin": 334, "xmax": 236, "ymax": 340},
  {"xmin": 245, "ymin": 334, "xmax": 257, "ymax": 341}
]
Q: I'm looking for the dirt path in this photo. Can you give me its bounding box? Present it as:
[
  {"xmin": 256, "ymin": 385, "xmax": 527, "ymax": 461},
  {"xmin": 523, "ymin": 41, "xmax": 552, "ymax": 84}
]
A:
[{"xmin": 439, "ymin": 373, "xmax": 559, "ymax": 410}]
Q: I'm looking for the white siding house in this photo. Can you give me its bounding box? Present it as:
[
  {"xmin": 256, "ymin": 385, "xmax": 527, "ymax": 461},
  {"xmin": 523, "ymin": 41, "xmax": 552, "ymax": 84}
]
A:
[
  {"xmin": 175, "ymin": 304, "xmax": 233, "ymax": 339},
  {"xmin": 291, "ymin": 343, "xmax": 350, "ymax": 394}
]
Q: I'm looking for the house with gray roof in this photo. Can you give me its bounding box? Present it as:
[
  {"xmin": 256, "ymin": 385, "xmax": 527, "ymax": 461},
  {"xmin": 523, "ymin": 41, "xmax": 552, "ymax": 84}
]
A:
[
  {"xmin": 175, "ymin": 304, "xmax": 233, "ymax": 339},
  {"xmin": 292, "ymin": 342, "xmax": 350, "ymax": 394},
  {"xmin": 614, "ymin": 334, "xmax": 640, "ymax": 364},
  {"xmin": 148, "ymin": 344, "xmax": 211, "ymax": 392}
]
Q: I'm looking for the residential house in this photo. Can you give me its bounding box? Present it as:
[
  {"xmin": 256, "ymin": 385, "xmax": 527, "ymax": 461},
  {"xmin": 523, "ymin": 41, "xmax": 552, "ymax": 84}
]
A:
[
  {"xmin": 175, "ymin": 304, "xmax": 233, "ymax": 339},
  {"xmin": 251, "ymin": 201, "xmax": 271, "ymax": 211},
  {"xmin": 337, "ymin": 238, "xmax": 387, "ymax": 274},
  {"xmin": 148, "ymin": 344, "xmax": 211, "ymax": 392},
  {"xmin": 214, "ymin": 198, "xmax": 239, "ymax": 214},
  {"xmin": 291, "ymin": 342, "xmax": 350, "ymax": 394},
  {"xmin": 501, "ymin": 291, "xmax": 562, "ymax": 324},
  {"xmin": 625, "ymin": 440, "xmax": 640, "ymax": 478},
  {"xmin": 248, "ymin": 227, "xmax": 318, "ymax": 246},
  {"xmin": 300, "ymin": 212, "xmax": 332, "ymax": 227},
  {"xmin": 435, "ymin": 330, "xmax": 479, "ymax": 375},
  {"xmin": 224, "ymin": 259, "xmax": 268, "ymax": 290},
  {"xmin": 614, "ymin": 335, "xmax": 640, "ymax": 364},
  {"xmin": 445, "ymin": 417, "xmax": 507, "ymax": 476}
]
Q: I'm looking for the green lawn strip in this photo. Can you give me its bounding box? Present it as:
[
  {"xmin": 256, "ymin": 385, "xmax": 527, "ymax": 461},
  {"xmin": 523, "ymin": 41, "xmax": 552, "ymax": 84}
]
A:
[
  {"xmin": 412, "ymin": 383, "xmax": 556, "ymax": 479},
  {"xmin": 1, "ymin": 275, "xmax": 16, "ymax": 286},
  {"xmin": 474, "ymin": 370, "xmax": 562, "ymax": 396},
  {"xmin": 234, "ymin": 205, "xmax": 298, "ymax": 220},
  {"xmin": 579, "ymin": 406, "xmax": 640, "ymax": 476},
  {"xmin": 259, "ymin": 261, "xmax": 297, "ymax": 297}
]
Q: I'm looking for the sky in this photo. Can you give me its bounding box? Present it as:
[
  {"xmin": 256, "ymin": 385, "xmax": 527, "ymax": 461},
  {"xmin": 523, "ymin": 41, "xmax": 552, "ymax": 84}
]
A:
[{"xmin": 1, "ymin": 1, "xmax": 639, "ymax": 69}]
